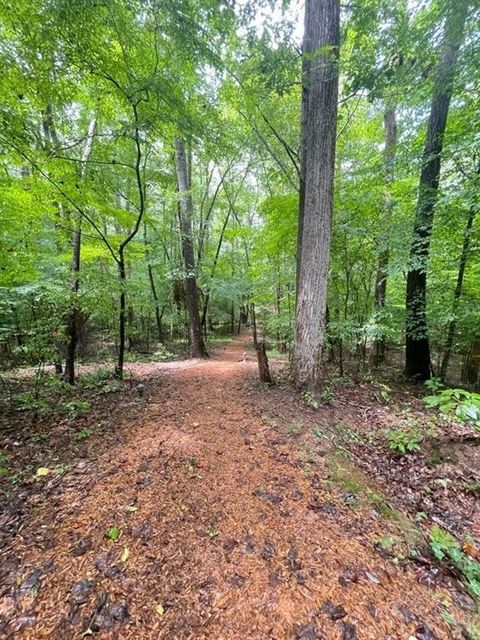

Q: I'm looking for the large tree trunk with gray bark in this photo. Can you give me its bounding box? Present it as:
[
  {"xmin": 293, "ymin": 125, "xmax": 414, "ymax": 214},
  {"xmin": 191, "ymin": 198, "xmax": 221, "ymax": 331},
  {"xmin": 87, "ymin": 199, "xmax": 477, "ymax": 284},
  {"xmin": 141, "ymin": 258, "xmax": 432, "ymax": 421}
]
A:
[
  {"xmin": 292, "ymin": 0, "xmax": 340, "ymax": 389},
  {"xmin": 175, "ymin": 138, "xmax": 207, "ymax": 358}
]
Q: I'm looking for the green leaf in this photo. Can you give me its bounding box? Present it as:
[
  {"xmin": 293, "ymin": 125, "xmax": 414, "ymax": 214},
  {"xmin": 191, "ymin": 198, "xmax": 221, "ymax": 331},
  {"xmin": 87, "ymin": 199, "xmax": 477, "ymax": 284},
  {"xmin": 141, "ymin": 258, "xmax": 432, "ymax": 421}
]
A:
[{"xmin": 105, "ymin": 527, "xmax": 121, "ymax": 542}]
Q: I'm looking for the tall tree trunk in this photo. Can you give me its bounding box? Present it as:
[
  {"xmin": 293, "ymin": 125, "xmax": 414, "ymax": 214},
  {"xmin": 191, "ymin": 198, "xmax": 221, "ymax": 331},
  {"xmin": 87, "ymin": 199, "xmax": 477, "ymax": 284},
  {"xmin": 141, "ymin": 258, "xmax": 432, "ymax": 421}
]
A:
[
  {"xmin": 405, "ymin": 0, "xmax": 468, "ymax": 381},
  {"xmin": 200, "ymin": 209, "xmax": 231, "ymax": 328},
  {"xmin": 292, "ymin": 0, "xmax": 340, "ymax": 389},
  {"xmin": 230, "ymin": 302, "xmax": 235, "ymax": 335},
  {"xmin": 175, "ymin": 138, "xmax": 207, "ymax": 358},
  {"xmin": 373, "ymin": 104, "xmax": 397, "ymax": 366},
  {"xmin": 143, "ymin": 221, "xmax": 164, "ymax": 342},
  {"xmin": 116, "ymin": 256, "xmax": 127, "ymax": 378},
  {"xmin": 462, "ymin": 341, "xmax": 480, "ymax": 387},
  {"xmin": 64, "ymin": 118, "xmax": 96, "ymax": 384},
  {"xmin": 440, "ymin": 202, "xmax": 477, "ymax": 380},
  {"xmin": 114, "ymin": 102, "xmax": 147, "ymax": 378}
]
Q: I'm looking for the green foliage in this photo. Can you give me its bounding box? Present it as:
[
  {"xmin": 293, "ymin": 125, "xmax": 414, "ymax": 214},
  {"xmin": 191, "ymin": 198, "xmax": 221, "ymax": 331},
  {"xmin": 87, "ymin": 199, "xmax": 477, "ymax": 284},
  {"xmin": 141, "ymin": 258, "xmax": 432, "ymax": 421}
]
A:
[
  {"xmin": 429, "ymin": 525, "xmax": 480, "ymax": 599},
  {"xmin": 424, "ymin": 377, "xmax": 444, "ymax": 394},
  {"xmin": 424, "ymin": 388, "xmax": 480, "ymax": 431},
  {"xmin": 0, "ymin": 449, "xmax": 8, "ymax": 477},
  {"xmin": 152, "ymin": 344, "xmax": 175, "ymax": 362},
  {"xmin": 0, "ymin": 0, "xmax": 478, "ymax": 396},
  {"xmin": 385, "ymin": 427, "xmax": 422, "ymax": 454},
  {"xmin": 303, "ymin": 391, "xmax": 319, "ymax": 410},
  {"xmin": 99, "ymin": 381, "xmax": 121, "ymax": 394},
  {"xmin": 463, "ymin": 482, "xmax": 480, "ymax": 494},
  {"xmin": 12, "ymin": 392, "xmax": 48, "ymax": 414},
  {"xmin": 105, "ymin": 527, "xmax": 121, "ymax": 542},
  {"xmin": 372, "ymin": 382, "xmax": 391, "ymax": 404},
  {"xmin": 75, "ymin": 427, "xmax": 93, "ymax": 441},
  {"xmin": 320, "ymin": 388, "xmax": 333, "ymax": 405},
  {"xmin": 60, "ymin": 399, "xmax": 91, "ymax": 419},
  {"xmin": 79, "ymin": 369, "xmax": 113, "ymax": 390}
]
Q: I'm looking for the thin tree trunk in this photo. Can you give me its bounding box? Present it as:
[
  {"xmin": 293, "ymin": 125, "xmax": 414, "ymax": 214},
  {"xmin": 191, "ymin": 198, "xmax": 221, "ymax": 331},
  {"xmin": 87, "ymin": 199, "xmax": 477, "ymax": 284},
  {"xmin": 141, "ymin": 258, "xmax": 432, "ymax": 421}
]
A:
[
  {"xmin": 251, "ymin": 304, "xmax": 272, "ymax": 384},
  {"xmin": 143, "ymin": 221, "xmax": 164, "ymax": 342},
  {"xmin": 230, "ymin": 303, "xmax": 235, "ymax": 335},
  {"xmin": 440, "ymin": 202, "xmax": 477, "ymax": 380},
  {"xmin": 116, "ymin": 254, "xmax": 126, "ymax": 378},
  {"xmin": 200, "ymin": 209, "xmax": 231, "ymax": 328},
  {"xmin": 41, "ymin": 108, "xmax": 65, "ymax": 376},
  {"xmin": 405, "ymin": 0, "xmax": 468, "ymax": 380},
  {"xmin": 64, "ymin": 118, "xmax": 96, "ymax": 384},
  {"xmin": 175, "ymin": 138, "xmax": 207, "ymax": 358},
  {"xmin": 292, "ymin": 0, "xmax": 340, "ymax": 388},
  {"xmin": 149, "ymin": 265, "xmax": 164, "ymax": 343},
  {"xmin": 462, "ymin": 341, "xmax": 480, "ymax": 386},
  {"xmin": 373, "ymin": 104, "xmax": 397, "ymax": 365},
  {"xmin": 114, "ymin": 102, "xmax": 147, "ymax": 379}
]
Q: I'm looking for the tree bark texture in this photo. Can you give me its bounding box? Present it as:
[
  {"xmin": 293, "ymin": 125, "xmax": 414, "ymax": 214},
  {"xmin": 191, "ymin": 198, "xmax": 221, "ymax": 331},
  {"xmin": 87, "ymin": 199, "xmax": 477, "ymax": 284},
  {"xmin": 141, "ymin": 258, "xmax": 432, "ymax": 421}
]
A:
[
  {"xmin": 292, "ymin": 0, "xmax": 340, "ymax": 389},
  {"xmin": 175, "ymin": 138, "xmax": 207, "ymax": 358},
  {"xmin": 405, "ymin": 0, "xmax": 468, "ymax": 381},
  {"xmin": 251, "ymin": 304, "xmax": 272, "ymax": 384}
]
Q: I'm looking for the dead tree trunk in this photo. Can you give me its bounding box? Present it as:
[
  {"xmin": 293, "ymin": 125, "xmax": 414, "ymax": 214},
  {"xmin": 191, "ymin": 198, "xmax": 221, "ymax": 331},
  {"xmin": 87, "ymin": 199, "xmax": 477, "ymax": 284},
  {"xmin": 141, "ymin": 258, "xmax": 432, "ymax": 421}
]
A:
[
  {"xmin": 292, "ymin": 0, "xmax": 340, "ymax": 388},
  {"xmin": 175, "ymin": 138, "xmax": 207, "ymax": 358},
  {"xmin": 405, "ymin": 0, "xmax": 468, "ymax": 381}
]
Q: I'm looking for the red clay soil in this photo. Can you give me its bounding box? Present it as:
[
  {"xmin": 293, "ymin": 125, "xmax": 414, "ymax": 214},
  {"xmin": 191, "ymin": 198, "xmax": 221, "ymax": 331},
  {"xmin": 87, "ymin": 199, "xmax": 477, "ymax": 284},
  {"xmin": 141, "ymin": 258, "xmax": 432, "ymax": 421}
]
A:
[{"xmin": 0, "ymin": 335, "xmax": 472, "ymax": 639}]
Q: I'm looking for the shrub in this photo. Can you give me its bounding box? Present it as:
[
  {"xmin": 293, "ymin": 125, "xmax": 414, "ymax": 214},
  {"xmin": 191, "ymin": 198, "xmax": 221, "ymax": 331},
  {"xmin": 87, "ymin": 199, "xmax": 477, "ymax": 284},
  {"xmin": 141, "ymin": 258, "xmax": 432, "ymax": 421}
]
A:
[
  {"xmin": 303, "ymin": 390, "xmax": 318, "ymax": 410},
  {"xmin": 429, "ymin": 525, "xmax": 480, "ymax": 599},
  {"xmin": 424, "ymin": 387, "xmax": 480, "ymax": 431},
  {"xmin": 385, "ymin": 427, "xmax": 422, "ymax": 454},
  {"xmin": 12, "ymin": 391, "xmax": 48, "ymax": 414},
  {"xmin": 60, "ymin": 399, "xmax": 91, "ymax": 418},
  {"xmin": 152, "ymin": 343, "xmax": 175, "ymax": 362}
]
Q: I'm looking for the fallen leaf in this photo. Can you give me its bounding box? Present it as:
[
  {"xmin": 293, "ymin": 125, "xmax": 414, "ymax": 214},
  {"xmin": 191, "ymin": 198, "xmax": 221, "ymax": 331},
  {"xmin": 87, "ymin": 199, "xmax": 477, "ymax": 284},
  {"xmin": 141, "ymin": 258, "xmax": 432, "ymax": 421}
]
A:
[
  {"xmin": 155, "ymin": 604, "xmax": 164, "ymax": 616},
  {"xmin": 125, "ymin": 505, "xmax": 138, "ymax": 513},
  {"xmin": 120, "ymin": 547, "xmax": 129, "ymax": 562},
  {"xmin": 36, "ymin": 467, "xmax": 50, "ymax": 478},
  {"xmin": 462, "ymin": 542, "xmax": 479, "ymax": 559}
]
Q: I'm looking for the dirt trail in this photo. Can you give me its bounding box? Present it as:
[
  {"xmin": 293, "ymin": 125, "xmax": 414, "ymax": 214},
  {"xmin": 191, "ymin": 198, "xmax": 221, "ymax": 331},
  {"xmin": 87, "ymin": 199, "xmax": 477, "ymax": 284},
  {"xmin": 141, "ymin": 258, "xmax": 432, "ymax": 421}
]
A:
[{"xmin": 2, "ymin": 334, "xmax": 461, "ymax": 639}]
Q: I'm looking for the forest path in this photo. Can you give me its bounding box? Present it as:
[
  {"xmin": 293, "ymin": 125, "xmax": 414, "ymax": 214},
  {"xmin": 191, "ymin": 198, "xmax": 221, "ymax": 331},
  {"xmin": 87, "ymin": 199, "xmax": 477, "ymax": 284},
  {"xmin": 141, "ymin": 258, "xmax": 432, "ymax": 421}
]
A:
[{"xmin": 6, "ymin": 334, "xmax": 457, "ymax": 639}]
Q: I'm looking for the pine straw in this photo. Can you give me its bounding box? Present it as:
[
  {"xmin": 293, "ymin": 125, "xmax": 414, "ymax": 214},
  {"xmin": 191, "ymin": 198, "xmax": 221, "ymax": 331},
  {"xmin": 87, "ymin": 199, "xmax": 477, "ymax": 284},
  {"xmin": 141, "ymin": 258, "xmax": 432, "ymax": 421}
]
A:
[{"xmin": 1, "ymin": 338, "xmax": 464, "ymax": 639}]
